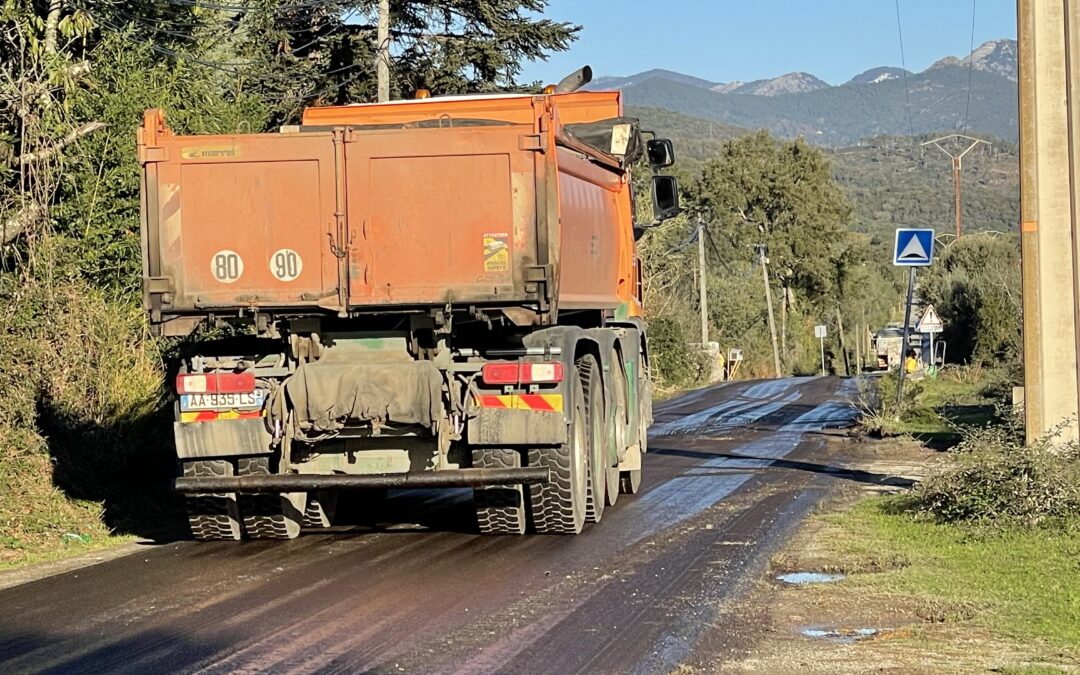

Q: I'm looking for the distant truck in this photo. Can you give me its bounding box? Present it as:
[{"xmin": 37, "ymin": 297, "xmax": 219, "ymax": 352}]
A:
[
  {"xmin": 872, "ymin": 325, "xmax": 922, "ymax": 370},
  {"xmin": 138, "ymin": 69, "xmax": 680, "ymax": 540}
]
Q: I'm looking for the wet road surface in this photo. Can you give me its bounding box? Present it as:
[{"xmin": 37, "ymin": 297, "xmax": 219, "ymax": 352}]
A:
[{"xmin": 0, "ymin": 376, "xmax": 861, "ymax": 674}]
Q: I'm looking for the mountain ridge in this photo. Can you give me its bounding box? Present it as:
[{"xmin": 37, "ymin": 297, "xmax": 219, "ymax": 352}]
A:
[
  {"xmin": 590, "ymin": 39, "xmax": 1016, "ymax": 97},
  {"xmin": 595, "ymin": 39, "xmax": 1018, "ymax": 146}
]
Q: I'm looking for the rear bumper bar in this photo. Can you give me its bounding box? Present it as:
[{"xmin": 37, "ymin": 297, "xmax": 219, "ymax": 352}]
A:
[{"xmin": 173, "ymin": 467, "xmax": 549, "ymax": 493}]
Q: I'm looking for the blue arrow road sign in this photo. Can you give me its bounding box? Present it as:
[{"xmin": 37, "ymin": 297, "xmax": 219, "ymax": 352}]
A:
[{"xmin": 893, "ymin": 228, "xmax": 935, "ymax": 266}]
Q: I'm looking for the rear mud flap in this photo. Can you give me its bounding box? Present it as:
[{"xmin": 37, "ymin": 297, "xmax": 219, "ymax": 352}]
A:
[
  {"xmin": 467, "ymin": 407, "xmax": 567, "ymax": 446},
  {"xmin": 174, "ymin": 418, "xmax": 272, "ymax": 459}
]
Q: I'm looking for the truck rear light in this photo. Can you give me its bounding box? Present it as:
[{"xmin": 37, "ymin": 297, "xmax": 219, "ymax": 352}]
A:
[
  {"xmin": 176, "ymin": 372, "xmax": 256, "ymax": 395},
  {"xmin": 482, "ymin": 362, "xmax": 563, "ymax": 385},
  {"xmin": 522, "ymin": 363, "xmax": 562, "ymax": 383}
]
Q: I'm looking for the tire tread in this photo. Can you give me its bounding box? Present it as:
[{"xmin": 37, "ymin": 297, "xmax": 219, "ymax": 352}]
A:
[{"xmin": 473, "ymin": 448, "xmax": 527, "ymax": 535}]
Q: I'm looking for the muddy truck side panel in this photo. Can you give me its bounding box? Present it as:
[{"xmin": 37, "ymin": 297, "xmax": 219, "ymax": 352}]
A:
[{"xmin": 139, "ymin": 88, "xmax": 679, "ymax": 541}]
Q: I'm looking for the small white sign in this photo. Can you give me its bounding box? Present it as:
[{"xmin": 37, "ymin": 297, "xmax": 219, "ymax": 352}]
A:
[
  {"xmin": 270, "ymin": 248, "xmax": 303, "ymax": 282},
  {"xmin": 210, "ymin": 250, "xmax": 243, "ymax": 283},
  {"xmin": 814, "ymin": 325, "xmax": 827, "ymax": 339},
  {"xmin": 916, "ymin": 304, "xmax": 944, "ymax": 333}
]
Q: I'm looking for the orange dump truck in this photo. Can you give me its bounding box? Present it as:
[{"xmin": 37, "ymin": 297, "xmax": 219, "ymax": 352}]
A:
[{"xmin": 139, "ymin": 76, "xmax": 680, "ymax": 540}]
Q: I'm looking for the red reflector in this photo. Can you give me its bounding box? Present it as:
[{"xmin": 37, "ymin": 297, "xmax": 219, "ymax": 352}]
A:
[
  {"xmin": 481, "ymin": 362, "xmax": 563, "ymax": 385},
  {"xmin": 176, "ymin": 372, "xmax": 255, "ymax": 395},
  {"xmin": 481, "ymin": 363, "xmax": 520, "ymax": 385}
]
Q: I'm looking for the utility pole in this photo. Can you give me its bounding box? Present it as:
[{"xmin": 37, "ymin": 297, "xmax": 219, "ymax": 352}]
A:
[
  {"xmin": 697, "ymin": 220, "xmax": 708, "ymax": 346},
  {"xmin": 921, "ymin": 134, "xmax": 989, "ymax": 238},
  {"xmin": 758, "ymin": 245, "xmax": 783, "ymax": 378},
  {"xmin": 835, "ymin": 306, "xmax": 850, "ymax": 376},
  {"xmin": 376, "ymin": 0, "xmax": 391, "ymax": 102},
  {"xmin": 855, "ymin": 322, "xmax": 862, "ymax": 375},
  {"xmin": 1017, "ymin": 0, "xmax": 1080, "ymax": 444}
]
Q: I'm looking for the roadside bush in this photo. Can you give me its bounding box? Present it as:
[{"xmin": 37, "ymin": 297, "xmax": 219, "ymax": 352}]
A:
[
  {"xmin": 0, "ymin": 271, "xmax": 168, "ymax": 564},
  {"xmin": 856, "ymin": 372, "xmax": 924, "ymax": 435},
  {"xmin": 649, "ymin": 315, "xmax": 707, "ymax": 388},
  {"xmin": 895, "ymin": 421, "xmax": 1080, "ymax": 528}
]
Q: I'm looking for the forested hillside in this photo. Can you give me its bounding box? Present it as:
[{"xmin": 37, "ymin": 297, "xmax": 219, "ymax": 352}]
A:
[
  {"xmin": 623, "ymin": 66, "xmax": 1017, "ymax": 147},
  {"xmin": 629, "ymin": 106, "xmax": 1019, "ymax": 239}
]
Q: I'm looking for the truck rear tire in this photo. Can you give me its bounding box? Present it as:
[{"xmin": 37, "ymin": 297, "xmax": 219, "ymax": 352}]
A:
[
  {"xmin": 237, "ymin": 456, "xmax": 304, "ymax": 540},
  {"xmin": 580, "ymin": 354, "xmax": 606, "ymax": 524},
  {"xmin": 303, "ymin": 491, "xmax": 338, "ymax": 529},
  {"xmin": 472, "ymin": 448, "xmax": 527, "ymax": 535},
  {"xmin": 529, "ymin": 362, "xmax": 588, "ymax": 534},
  {"xmin": 183, "ymin": 460, "xmax": 242, "ymax": 541}
]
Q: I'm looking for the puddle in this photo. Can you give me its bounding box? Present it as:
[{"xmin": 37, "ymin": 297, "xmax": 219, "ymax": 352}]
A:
[
  {"xmin": 776, "ymin": 572, "xmax": 845, "ymax": 585},
  {"xmin": 801, "ymin": 627, "xmax": 879, "ymax": 644}
]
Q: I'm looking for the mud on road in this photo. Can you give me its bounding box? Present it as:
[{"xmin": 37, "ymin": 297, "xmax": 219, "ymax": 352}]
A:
[{"xmin": 0, "ymin": 376, "xmax": 867, "ymax": 674}]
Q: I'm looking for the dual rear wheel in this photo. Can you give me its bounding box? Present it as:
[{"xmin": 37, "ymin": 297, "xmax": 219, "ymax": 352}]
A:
[
  {"xmin": 183, "ymin": 457, "xmax": 336, "ymax": 541},
  {"xmin": 473, "ymin": 352, "xmax": 642, "ymax": 535}
]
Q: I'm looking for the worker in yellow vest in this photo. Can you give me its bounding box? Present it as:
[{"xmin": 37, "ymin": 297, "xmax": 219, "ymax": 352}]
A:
[{"xmin": 904, "ymin": 349, "xmax": 919, "ymax": 375}]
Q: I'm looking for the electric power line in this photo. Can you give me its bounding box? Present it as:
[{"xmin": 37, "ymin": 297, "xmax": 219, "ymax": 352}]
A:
[
  {"xmin": 963, "ymin": 0, "xmax": 977, "ymax": 131},
  {"xmin": 894, "ymin": 0, "xmax": 916, "ymax": 140}
]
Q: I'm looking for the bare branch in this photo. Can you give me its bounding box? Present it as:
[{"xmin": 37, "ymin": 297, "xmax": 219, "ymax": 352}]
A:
[
  {"xmin": 44, "ymin": 0, "xmax": 63, "ymax": 56},
  {"xmin": 2, "ymin": 203, "xmax": 43, "ymax": 246},
  {"xmin": 17, "ymin": 121, "xmax": 106, "ymax": 166}
]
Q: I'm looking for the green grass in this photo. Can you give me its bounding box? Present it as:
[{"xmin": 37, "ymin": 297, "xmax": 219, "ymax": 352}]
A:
[
  {"xmin": 824, "ymin": 499, "xmax": 1080, "ymax": 647},
  {"xmin": 871, "ymin": 368, "xmax": 999, "ymax": 445}
]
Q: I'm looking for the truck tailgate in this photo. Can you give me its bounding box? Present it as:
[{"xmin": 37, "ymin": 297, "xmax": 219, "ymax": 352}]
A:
[
  {"xmin": 141, "ymin": 121, "xmax": 341, "ymax": 314},
  {"xmin": 344, "ymin": 125, "xmax": 540, "ymax": 306}
]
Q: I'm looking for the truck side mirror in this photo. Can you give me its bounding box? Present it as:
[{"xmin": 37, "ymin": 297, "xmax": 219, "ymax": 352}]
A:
[
  {"xmin": 646, "ymin": 139, "xmax": 675, "ymax": 169},
  {"xmin": 652, "ymin": 175, "xmax": 680, "ymax": 221}
]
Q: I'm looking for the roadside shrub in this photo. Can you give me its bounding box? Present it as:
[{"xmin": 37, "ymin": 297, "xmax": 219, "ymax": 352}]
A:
[
  {"xmin": 0, "ymin": 272, "xmax": 167, "ymax": 563},
  {"xmin": 649, "ymin": 315, "xmax": 707, "ymax": 388},
  {"xmin": 856, "ymin": 372, "xmax": 924, "ymax": 435},
  {"xmin": 895, "ymin": 421, "xmax": 1080, "ymax": 528}
]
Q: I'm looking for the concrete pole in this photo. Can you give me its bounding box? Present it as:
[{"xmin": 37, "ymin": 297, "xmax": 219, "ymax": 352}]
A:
[
  {"xmin": 377, "ymin": 0, "xmax": 391, "ymax": 102},
  {"xmin": 698, "ymin": 221, "xmax": 708, "ymax": 346},
  {"xmin": 759, "ymin": 246, "xmax": 783, "ymax": 378},
  {"xmin": 1018, "ymin": 0, "xmax": 1080, "ymax": 443},
  {"xmin": 835, "ymin": 306, "xmax": 850, "ymax": 376},
  {"xmin": 855, "ymin": 322, "xmax": 862, "ymax": 375}
]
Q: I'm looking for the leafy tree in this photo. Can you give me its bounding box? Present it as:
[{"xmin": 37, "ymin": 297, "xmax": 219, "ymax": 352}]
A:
[
  {"xmin": 668, "ymin": 131, "xmax": 871, "ymax": 373},
  {"xmin": 690, "ymin": 131, "xmax": 853, "ymax": 310},
  {"xmin": 920, "ymin": 234, "xmax": 1021, "ymax": 366}
]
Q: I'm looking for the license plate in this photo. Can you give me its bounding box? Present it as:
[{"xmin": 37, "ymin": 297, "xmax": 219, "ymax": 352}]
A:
[{"xmin": 180, "ymin": 390, "xmax": 266, "ymax": 411}]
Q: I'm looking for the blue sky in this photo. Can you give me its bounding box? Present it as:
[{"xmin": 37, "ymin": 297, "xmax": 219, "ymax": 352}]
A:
[{"xmin": 521, "ymin": 1, "xmax": 1017, "ymax": 85}]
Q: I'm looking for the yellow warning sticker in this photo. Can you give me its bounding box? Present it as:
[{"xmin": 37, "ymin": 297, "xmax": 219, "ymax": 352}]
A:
[{"xmin": 483, "ymin": 233, "xmax": 510, "ymax": 273}]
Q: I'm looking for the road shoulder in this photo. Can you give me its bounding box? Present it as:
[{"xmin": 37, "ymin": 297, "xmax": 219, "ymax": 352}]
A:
[
  {"xmin": 0, "ymin": 540, "xmax": 148, "ymax": 592},
  {"xmin": 685, "ymin": 437, "xmax": 1080, "ymax": 674}
]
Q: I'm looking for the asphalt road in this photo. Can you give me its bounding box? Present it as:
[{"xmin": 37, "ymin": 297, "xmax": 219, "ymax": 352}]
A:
[{"xmin": 0, "ymin": 376, "xmax": 861, "ymax": 675}]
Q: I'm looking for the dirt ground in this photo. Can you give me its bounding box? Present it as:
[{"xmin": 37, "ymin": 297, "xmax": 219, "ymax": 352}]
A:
[{"xmin": 682, "ymin": 436, "xmax": 1080, "ymax": 675}]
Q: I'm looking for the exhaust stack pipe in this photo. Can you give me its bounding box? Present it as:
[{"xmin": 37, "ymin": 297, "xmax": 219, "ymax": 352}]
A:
[{"xmin": 554, "ymin": 65, "xmax": 593, "ymax": 94}]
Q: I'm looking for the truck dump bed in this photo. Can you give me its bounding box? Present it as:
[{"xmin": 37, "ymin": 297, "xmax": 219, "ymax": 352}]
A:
[{"xmin": 139, "ymin": 92, "xmax": 639, "ymax": 335}]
